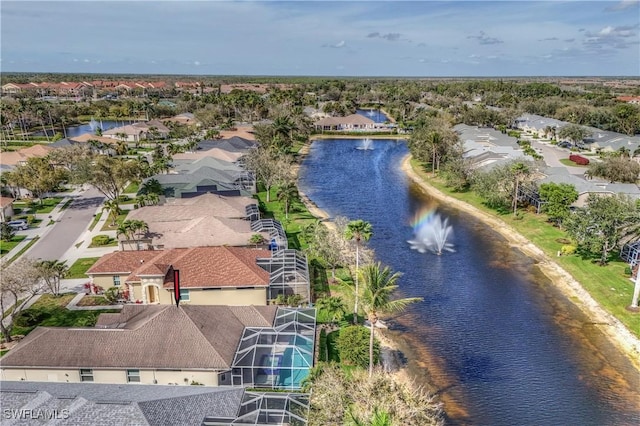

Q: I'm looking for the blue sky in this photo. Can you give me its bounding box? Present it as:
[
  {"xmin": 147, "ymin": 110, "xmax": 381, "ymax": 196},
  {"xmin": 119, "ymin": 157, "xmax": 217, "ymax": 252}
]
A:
[{"xmin": 1, "ymin": 1, "xmax": 639, "ymax": 76}]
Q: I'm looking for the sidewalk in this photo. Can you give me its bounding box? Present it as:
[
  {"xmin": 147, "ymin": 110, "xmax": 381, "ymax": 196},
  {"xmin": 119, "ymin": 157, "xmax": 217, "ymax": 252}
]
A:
[{"xmin": 2, "ymin": 189, "xmax": 84, "ymax": 262}]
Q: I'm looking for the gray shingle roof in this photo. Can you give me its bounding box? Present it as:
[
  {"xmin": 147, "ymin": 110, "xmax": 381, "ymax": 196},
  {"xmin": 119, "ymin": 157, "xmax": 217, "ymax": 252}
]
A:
[
  {"xmin": 0, "ymin": 381, "xmax": 243, "ymax": 426},
  {"xmin": 2, "ymin": 305, "xmax": 277, "ymax": 370}
]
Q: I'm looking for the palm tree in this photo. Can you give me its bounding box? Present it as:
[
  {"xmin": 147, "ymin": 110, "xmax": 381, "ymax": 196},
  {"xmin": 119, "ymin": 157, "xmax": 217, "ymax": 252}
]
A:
[
  {"xmin": 36, "ymin": 259, "xmax": 69, "ymax": 296},
  {"xmin": 511, "ymin": 162, "xmax": 530, "ymax": 217},
  {"xmin": 276, "ymin": 181, "xmax": 298, "ymax": 219},
  {"xmin": 359, "ymin": 262, "xmax": 422, "ymax": 377},
  {"xmin": 344, "ymin": 219, "xmax": 373, "ymax": 325},
  {"xmin": 315, "ymin": 296, "xmax": 346, "ymax": 324},
  {"xmin": 102, "ymin": 199, "xmax": 122, "ymax": 226},
  {"xmin": 116, "ymin": 221, "xmax": 134, "ymax": 249}
]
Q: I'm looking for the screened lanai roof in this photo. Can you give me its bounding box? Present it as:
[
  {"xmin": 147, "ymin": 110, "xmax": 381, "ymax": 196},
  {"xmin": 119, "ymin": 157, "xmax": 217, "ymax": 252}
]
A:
[
  {"xmin": 230, "ymin": 308, "xmax": 316, "ymax": 390},
  {"xmin": 251, "ymin": 219, "xmax": 288, "ymax": 250},
  {"xmin": 203, "ymin": 391, "xmax": 309, "ymax": 426},
  {"xmin": 257, "ymin": 250, "xmax": 311, "ymax": 303}
]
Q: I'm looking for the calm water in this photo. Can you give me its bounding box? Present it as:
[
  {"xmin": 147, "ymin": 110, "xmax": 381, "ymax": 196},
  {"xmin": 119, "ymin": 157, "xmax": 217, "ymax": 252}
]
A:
[
  {"xmin": 299, "ymin": 139, "xmax": 640, "ymax": 426},
  {"xmin": 356, "ymin": 108, "xmax": 389, "ymax": 123},
  {"xmin": 36, "ymin": 120, "xmax": 137, "ymax": 138}
]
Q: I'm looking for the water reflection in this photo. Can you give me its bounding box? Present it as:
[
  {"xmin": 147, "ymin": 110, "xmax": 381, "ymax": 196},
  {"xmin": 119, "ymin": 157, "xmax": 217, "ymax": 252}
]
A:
[{"xmin": 299, "ymin": 139, "xmax": 640, "ymax": 426}]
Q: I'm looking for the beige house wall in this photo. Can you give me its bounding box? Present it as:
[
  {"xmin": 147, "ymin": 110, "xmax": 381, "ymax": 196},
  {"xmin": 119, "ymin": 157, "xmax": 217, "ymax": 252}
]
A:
[
  {"xmin": 89, "ymin": 274, "xmax": 268, "ymax": 305},
  {"xmin": 164, "ymin": 287, "xmax": 267, "ymax": 306},
  {"xmin": 1, "ymin": 368, "xmax": 219, "ymax": 386}
]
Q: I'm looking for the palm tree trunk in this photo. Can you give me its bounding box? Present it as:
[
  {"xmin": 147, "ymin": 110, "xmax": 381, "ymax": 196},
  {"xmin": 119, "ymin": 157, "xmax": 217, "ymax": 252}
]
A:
[
  {"xmin": 630, "ymin": 269, "xmax": 640, "ymax": 308},
  {"xmin": 513, "ymin": 178, "xmax": 519, "ymax": 216},
  {"xmin": 369, "ymin": 318, "xmax": 375, "ymax": 377},
  {"xmin": 354, "ymin": 243, "xmax": 359, "ymax": 325}
]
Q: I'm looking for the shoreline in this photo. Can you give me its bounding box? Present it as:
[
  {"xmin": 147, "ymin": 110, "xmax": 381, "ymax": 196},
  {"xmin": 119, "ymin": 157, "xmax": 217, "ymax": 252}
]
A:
[{"xmin": 400, "ymin": 154, "xmax": 640, "ymax": 372}]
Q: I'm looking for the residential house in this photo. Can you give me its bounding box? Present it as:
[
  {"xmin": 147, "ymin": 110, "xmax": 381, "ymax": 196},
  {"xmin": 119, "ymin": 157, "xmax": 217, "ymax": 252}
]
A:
[
  {"xmin": 86, "ymin": 246, "xmax": 272, "ymax": 305},
  {"xmin": 196, "ymin": 136, "xmax": 258, "ymax": 153},
  {"xmin": 0, "ymin": 144, "xmax": 54, "ymax": 169},
  {"xmin": 173, "ymin": 147, "xmax": 245, "ymax": 163},
  {"xmin": 1, "ymin": 305, "xmax": 316, "ymax": 397},
  {"xmin": 616, "ymin": 96, "xmax": 640, "ymax": 104},
  {"xmin": 0, "ymin": 304, "xmax": 277, "ymax": 386},
  {"xmin": 314, "ymin": 114, "xmax": 376, "ymax": 131},
  {"xmin": 0, "ymin": 197, "xmax": 15, "ymax": 221},
  {"xmin": 454, "ymin": 124, "xmax": 527, "ymax": 170},
  {"xmin": 0, "ymin": 382, "xmax": 244, "ymax": 425},
  {"xmin": 124, "ymin": 193, "xmax": 267, "ymax": 249}
]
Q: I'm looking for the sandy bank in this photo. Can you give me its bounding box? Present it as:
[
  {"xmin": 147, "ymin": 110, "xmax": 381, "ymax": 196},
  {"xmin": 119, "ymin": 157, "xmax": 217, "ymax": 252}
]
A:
[{"xmin": 400, "ymin": 154, "xmax": 640, "ymax": 372}]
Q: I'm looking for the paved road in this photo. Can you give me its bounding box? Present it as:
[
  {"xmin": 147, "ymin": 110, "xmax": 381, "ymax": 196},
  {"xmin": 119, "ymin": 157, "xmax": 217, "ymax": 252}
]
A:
[
  {"xmin": 26, "ymin": 188, "xmax": 104, "ymax": 261},
  {"xmin": 529, "ymin": 139, "xmax": 590, "ymax": 175}
]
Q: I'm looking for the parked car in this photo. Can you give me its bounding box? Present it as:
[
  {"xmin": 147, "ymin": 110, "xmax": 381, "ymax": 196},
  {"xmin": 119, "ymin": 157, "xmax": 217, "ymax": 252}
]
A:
[
  {"xmin": 6, "ymin": 220, "xmax": 28, "ymax": 231},
  {"xmin": 558, "ymin": 141, "xmax": 572, "ymax": 149}
]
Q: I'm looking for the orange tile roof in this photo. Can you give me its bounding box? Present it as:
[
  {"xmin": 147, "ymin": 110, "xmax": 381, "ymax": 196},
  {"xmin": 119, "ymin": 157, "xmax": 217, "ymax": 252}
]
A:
[
  {"xmin": 87, "ymin": 246, "xmax": 271, "ymax": 288},
  {"xmin": 0, "ymin": 197, "xmax": 15, "ymax": 208}
]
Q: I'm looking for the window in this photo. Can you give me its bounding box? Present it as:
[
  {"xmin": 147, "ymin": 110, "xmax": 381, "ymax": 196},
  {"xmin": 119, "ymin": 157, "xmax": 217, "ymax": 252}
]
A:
[
  {"xmin": 113, "ymin": 275, "xmax": 121, "ymax": 286},
  {"xmin": 127, "ymin": 369, "xmax": 140, "ymax": 383},
  {"xmin": 80, "ymin": 369, "xmax": 93, "ymax": 382},
  {"xmin": 179, "ymin": 288, "xmax": 190, "ymax": 301}
]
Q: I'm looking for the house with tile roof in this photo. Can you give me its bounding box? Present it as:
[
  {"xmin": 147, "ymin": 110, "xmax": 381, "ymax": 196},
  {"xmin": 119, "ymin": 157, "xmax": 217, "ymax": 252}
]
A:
[
  {"xmin": 0, "ymin": 144, "xmax": 54, "ymax": 169},
  {"xmin": 0, "ymin": 197, "xmax": 15, "ymax": 221},
  {"xmin": 124, "ymin": 194, "xmax": 269, "ymax": 250},
  {"xmin": 0, "ymin": 304, "xmax": 277, "ymax": 386},
  {"xmin": 314, "ymin": 114, "xmax": 377, "ymax": 131},
  {"xmin": 86, "ymin": 246, "xmax": 273, "ymax": 305}
]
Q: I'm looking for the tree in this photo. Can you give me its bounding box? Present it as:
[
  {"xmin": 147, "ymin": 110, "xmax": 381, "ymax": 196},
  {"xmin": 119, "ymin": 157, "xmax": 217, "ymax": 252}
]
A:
[
  {"xmin": 276, "ymin": 181, "xmax": 298, "ymax": 219},
  {"xmin": 557, "ymin": 124, "xmax": 591, "ymax": 148},
  {"xmin": 36, "ymin": 260, "xmax": 68, "ymax": 296},
  {"xmin": 510, "ymin": 162, "xmax": 531, "ymax": 216},
  {"xmin": 587, "ymin": 157, "xmax": 640, "ymax": 183},
  {"xmin": 564, "ymin": 194, "xmax": 640, "ymax": 265},
  {"xmin": 359, "ymin": 263, "xmax": 422, "ymax": 377},
  {"xmin": 337, "ymin": 326, "xmax": 378, "ymax": 369},
  {"xmin": 117, "ymin": 219, "xmax": 149, "ymax": 249},
  {"xmin": 88, "ymin": 156, "xmax": 140, "ymax": 201},
  {"xmin": 245, "ymin": 147, "xmax": 293, "ymax": 202},
  {"xmin": 304, "ymin": 221, "xmax": 346, "ymax": 281},
  {"xmin": 102, "ymin": 199, "xmax": 122, "ymax": 226},
  {"xmin": 0, "ymin": 258, "xmax": 44, "ymax": 342},
  {"xmin": 345, "ymin": 219, "xmax": 373, "ymax": 325},
  {"xmin": 471, "ymin": 160, "xmax": 534, "ymax": 211},
  {"xmin": 315, "ymin": 295, "xmax": 346, "ymax": 324},
  {"xmin": 1, "ymin": 222, "xmax": 16, "ymax": 242},
  {"xmin": 249, "ymin": 233, "xmax": 266, "ymax": 248},
  {"xmin": 538, "ymin": 182, "xmax": 579, "ymax": 227},
  {"xmin": 10, "ymin": 157, "xmax": 66, "ymax": 202}
]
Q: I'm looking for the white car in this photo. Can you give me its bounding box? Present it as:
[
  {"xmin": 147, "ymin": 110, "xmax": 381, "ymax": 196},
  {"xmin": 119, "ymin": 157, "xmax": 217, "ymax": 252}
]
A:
[{"xmin": 6, "ymin": 220, "xmax": 28, "ymax": 231}]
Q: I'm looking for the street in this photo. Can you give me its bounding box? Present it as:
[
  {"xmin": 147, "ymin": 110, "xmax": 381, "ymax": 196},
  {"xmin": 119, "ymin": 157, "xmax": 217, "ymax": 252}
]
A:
[{"xmin": 25, "ymin": 188, "xmax": 104, "ymax": 261}]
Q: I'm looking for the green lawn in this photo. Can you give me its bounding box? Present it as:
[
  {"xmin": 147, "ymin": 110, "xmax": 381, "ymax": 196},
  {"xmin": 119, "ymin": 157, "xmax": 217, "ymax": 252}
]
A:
[
  {"xmin": 123, "ymin": 181, "xmax": 140, "ymax": 194},
  {"xmin": 88, "ymin": 212, "xmax": 102, "ymax": 232},
  {"xmin": 32, "ymin": 197, "xmax": 64, "ymax": 214},
  {"xmin": 0, "ymin": 235, "xmax": 27, "ymax": 257},
  {"xmin": 89, "ymin": 236, "xmax": 118, "ymax": 248},
  {"xmin": 100, "ymin": 212, "xmax": 128, "ymax": 231},
  {"xmin": 7, "ymin": 237, "xmax": 39, "ymax": 263},
  {"xmin": 560, "ymin": 158, "xmax": 588, "ymax": 167},
  {"xmin": 410, "ymin": 159, "xmax": 640, "ymax": 337},
  {"xmin": 255, "ymin": 185, "xmax": 318, "ymax": 251},
  {"xmin": 67, "ymin": 257, "xmax": 101, "ymax": 279},
  {"xmin": 10, "ymin": 293, "xmax": 120, "ymax": 337}
]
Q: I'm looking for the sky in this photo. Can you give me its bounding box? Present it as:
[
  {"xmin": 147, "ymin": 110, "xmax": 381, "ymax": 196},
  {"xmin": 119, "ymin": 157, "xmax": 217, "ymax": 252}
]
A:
[{"xmin": 1, "ymin": 0, "xmax": 639, "ymax": 77}]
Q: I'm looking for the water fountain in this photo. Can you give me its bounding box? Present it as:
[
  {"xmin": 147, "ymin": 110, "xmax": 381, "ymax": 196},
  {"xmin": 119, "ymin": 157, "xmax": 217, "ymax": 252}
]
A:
[
  {"xmin": 407, "ymin": 207, "xmax": 454, "ymax": 255},
  {"xmin": 355, "ymin": 138, "xmax": 374, "ymax": 151},
  {"xmin": 89, "ymin": 117, "xmax": 98, "ymax": 132}
]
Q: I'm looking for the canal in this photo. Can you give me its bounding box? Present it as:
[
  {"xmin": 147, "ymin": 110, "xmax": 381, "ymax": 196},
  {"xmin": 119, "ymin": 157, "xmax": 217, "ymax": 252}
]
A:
[{"xmin": 298, "ymin": 138, "xmax": 639, "ymax": 425}]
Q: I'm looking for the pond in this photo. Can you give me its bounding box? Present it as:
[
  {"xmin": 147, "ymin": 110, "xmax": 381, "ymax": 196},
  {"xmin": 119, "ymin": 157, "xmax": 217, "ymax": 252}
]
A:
[{"xmin": 299, "ymin": 138, "xmax": 640, "ymax": 425}]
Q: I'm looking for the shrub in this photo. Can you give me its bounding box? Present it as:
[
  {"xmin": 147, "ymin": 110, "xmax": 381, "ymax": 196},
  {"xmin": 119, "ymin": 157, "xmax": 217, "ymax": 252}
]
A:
[
  {"xmin": 337, "ymin": 325, "xmax": 378, "ymax": 368},
  {"xmin": 569, "ymin": 154, "xmax": 589, "ymax": 165},
  {"xmin": 560, "ymin": 245, "xmax": 577, "ymax": 256},
  {"xmin": 318, "ymin": 328, "xmax": 328, "ymax": 362},
  {"xmin": 91, "ymin": 235, "xmax": 111, "ymax": 246},
  {"xmin": 104, "ymin": 287, "xmax": 119, "ymax": 304},
  {"xmin": 624, "ymin": 266, "xmax": 632, "ymax": 277}
]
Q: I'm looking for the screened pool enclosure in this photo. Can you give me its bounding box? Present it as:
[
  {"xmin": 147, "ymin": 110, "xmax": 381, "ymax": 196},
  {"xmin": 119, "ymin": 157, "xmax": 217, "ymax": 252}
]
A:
[
  {"xmin": 203, "ymin": 391, "xmax": 309, "ymax": 426},
  {"xmin": 230, "ymin": 308, "xmax": 316, "ymax": 390}
]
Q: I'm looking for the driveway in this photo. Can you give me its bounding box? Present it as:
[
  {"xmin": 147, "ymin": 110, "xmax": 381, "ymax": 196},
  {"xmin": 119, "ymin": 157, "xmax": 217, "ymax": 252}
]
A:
[
  {"xmin": 529, "ymin": 139, "xmax": 590, "ymax": 175},
  {"xmin": 25, "ymin": 188, "xmax": 105, "ymax": 261}
]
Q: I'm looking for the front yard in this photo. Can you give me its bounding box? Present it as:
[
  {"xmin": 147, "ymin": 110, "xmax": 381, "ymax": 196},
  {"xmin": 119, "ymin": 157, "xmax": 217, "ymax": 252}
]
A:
[{"xmin": 67, "ymin": 257, "xmax": 101, "ymax": 279}]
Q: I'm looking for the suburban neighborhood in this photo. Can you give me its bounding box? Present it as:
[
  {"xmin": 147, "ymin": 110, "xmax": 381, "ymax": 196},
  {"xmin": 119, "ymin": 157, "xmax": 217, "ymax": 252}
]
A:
[{"xmin": 1, "ymin": 73, "xmax": 639, "ymax": 425}]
